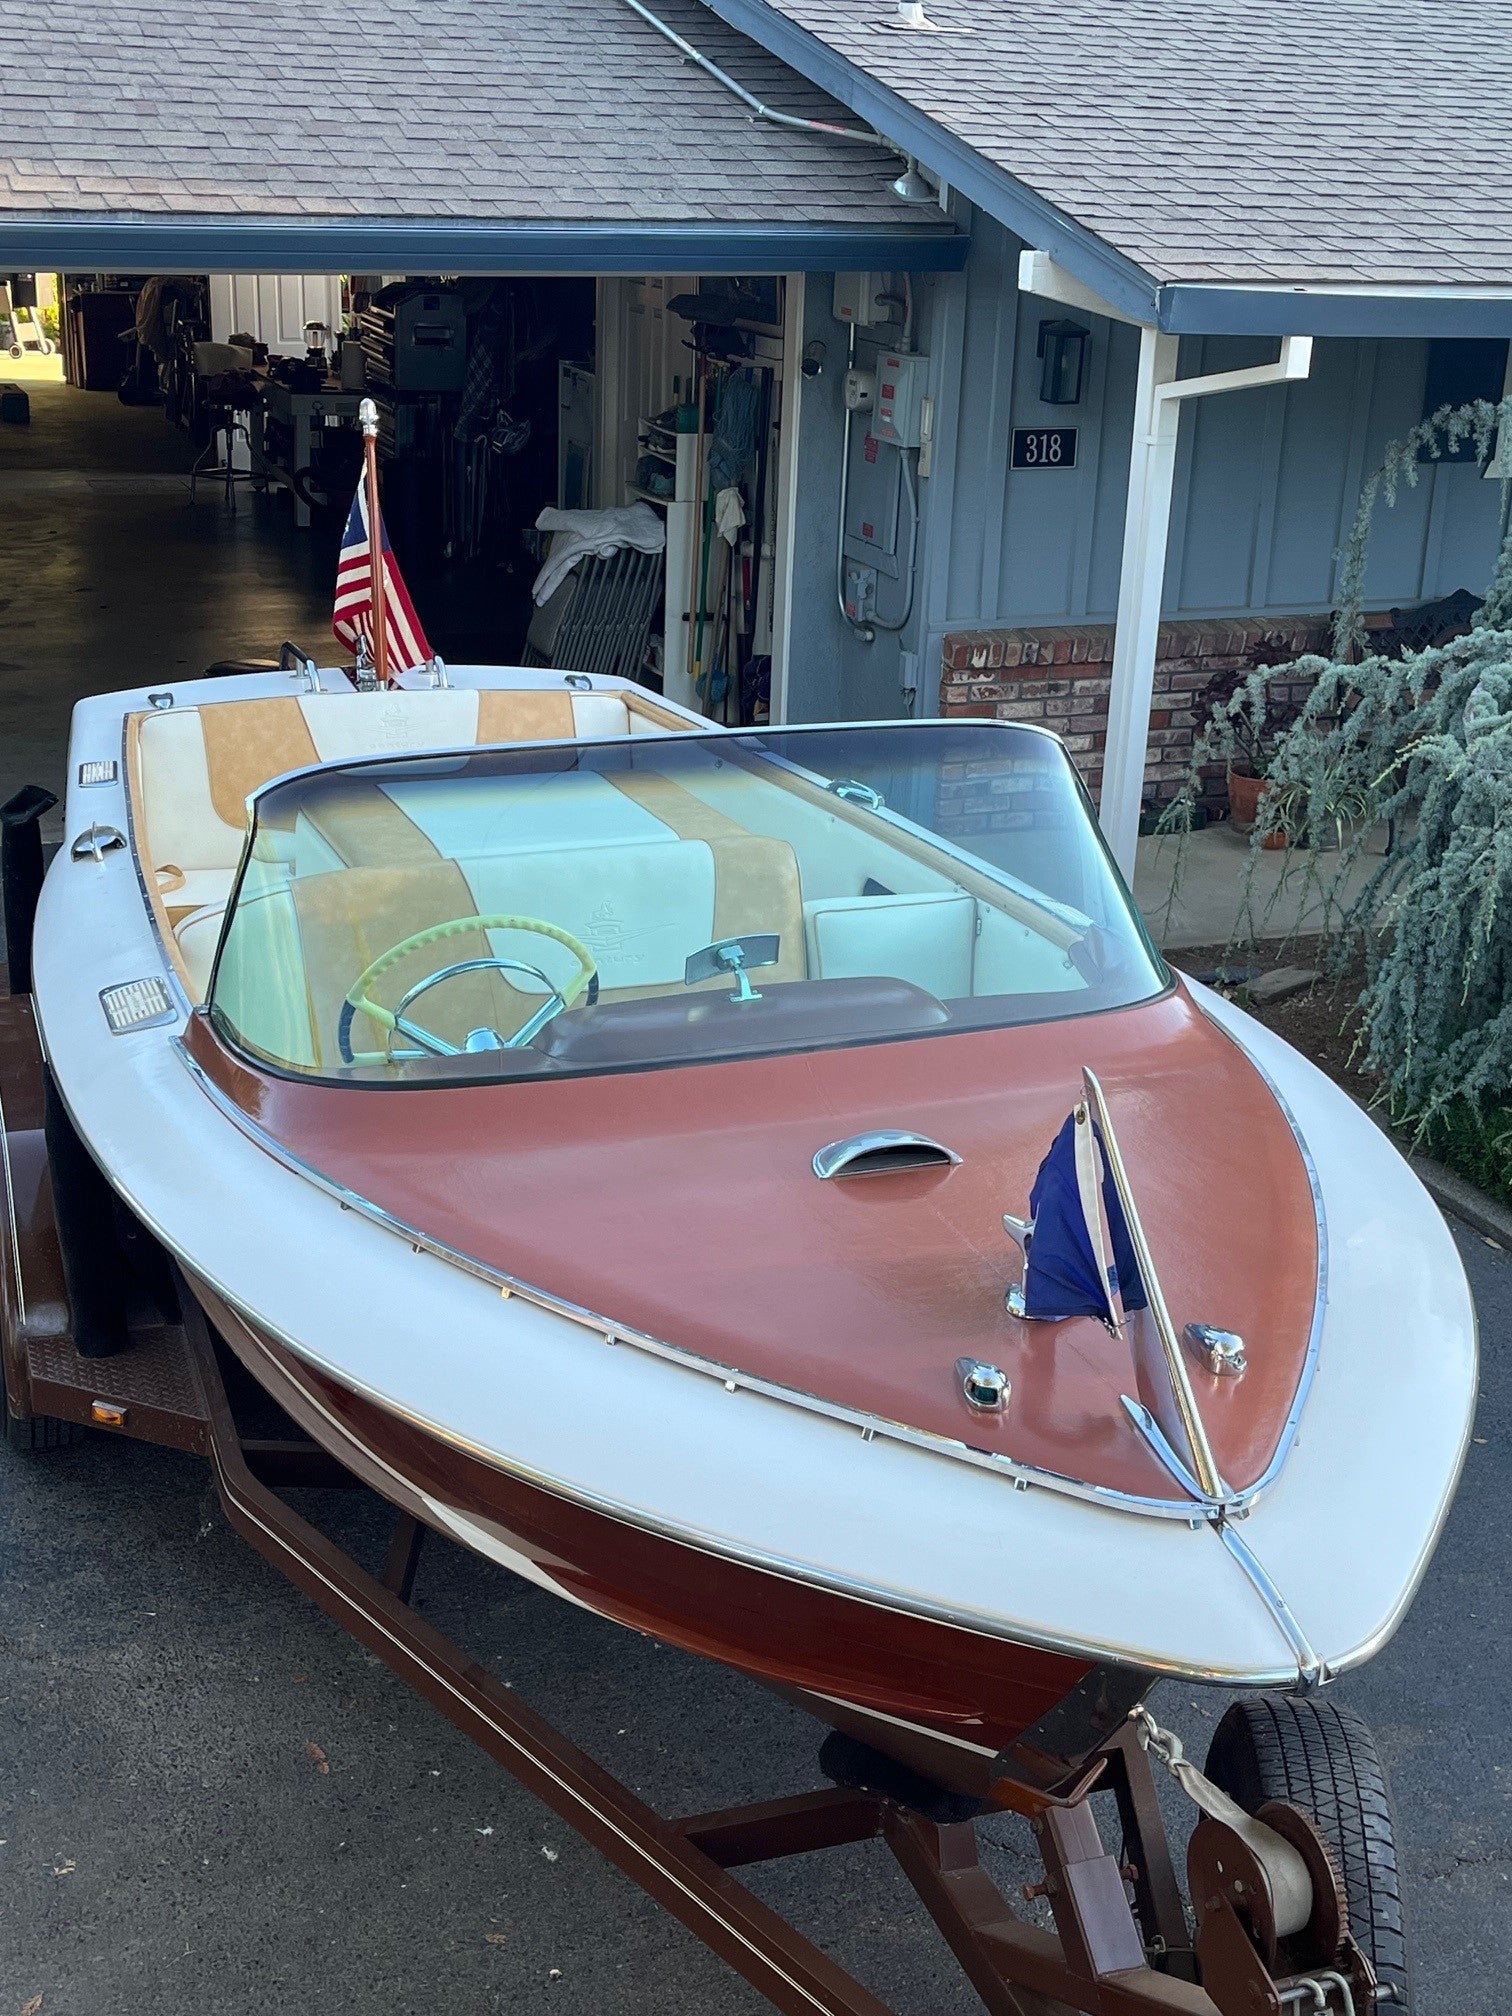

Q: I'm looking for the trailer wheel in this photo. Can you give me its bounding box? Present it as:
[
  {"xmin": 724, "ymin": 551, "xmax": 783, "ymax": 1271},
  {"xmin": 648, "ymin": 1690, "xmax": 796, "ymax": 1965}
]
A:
[
  {"xmin": 2, "ymin": 1347, "xmax": 81, "ymax": 1452},
  {"xmin": 5, "ymin": 1400, "xmax": 81, "ymax": 1452},
  {"xmin": 1206, "ymin": 1697, "xmax": 1411, "ymax": 2009}
]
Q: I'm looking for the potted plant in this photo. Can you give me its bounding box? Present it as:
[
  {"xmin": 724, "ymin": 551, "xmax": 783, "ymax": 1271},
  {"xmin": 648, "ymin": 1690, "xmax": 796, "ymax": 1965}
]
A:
[{"xmin": 1195, "ymin": 664, "xmax": 1306, "ymax": 840}]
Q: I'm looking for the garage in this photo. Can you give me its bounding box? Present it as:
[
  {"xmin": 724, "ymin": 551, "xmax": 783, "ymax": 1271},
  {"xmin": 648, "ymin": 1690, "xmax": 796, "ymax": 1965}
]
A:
[{"xmin": 0, "ymin": 0, "xmax": 962, "ymax": 822}]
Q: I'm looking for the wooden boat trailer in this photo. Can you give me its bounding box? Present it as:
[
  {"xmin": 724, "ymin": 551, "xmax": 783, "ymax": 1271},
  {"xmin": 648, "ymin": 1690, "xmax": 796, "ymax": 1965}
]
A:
[{"xmin": 0, "ymin": 994, "xmax": 1375, "ymax": 2016}]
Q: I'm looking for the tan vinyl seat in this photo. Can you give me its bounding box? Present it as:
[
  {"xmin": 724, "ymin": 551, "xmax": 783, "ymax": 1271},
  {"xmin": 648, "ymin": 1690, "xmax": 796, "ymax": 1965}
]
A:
[{"xmin": 211, "ymin": 835, "xmax": 807, "ymax": 1070}]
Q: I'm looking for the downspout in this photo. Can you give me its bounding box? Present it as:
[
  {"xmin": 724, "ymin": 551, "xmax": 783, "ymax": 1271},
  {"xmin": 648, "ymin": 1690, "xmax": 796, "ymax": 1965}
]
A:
[{"xmin": 619, "ymin": 0, "xmax": 898, "ymax": 150}]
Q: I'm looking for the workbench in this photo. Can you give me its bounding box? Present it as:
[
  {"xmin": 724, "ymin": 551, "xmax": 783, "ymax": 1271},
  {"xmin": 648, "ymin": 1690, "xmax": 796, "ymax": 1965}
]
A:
[{"xmin": 250, "ymin": 381, "xmax": 364, "ymax": 528}]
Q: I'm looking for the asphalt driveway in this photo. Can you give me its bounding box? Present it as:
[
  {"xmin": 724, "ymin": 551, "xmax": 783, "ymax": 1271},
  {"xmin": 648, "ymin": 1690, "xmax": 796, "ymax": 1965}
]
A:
[{"xmin": 2, "ymin": 1222, "xmax": 1507, "ymax": 2015}]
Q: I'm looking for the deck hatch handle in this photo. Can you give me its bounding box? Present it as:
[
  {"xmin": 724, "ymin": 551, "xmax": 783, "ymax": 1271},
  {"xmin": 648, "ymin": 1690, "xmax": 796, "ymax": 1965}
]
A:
[{"xmin": 812, "ymin": 1130, "xmax": 961, "ymax": 1180}]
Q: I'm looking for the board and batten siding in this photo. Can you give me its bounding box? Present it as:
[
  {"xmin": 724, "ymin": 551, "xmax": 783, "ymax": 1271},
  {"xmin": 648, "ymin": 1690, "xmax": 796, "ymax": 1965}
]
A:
[{"xmin": 923, "ymin": 215, "xmax": 1509, "ymax": 652}]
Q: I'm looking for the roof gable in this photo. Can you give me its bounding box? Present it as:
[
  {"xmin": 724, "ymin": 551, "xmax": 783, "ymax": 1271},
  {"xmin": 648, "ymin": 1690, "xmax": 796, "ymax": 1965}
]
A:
[{"xmin": 700, "ymin": 0, "xmax": 1512, "ymax": 301}]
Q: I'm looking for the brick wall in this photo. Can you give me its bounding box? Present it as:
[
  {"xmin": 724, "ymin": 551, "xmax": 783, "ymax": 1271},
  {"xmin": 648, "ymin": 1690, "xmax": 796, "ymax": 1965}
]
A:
[{"xmin": 938, "ymin": 616, "xmax": 1332, "ymax": 809}]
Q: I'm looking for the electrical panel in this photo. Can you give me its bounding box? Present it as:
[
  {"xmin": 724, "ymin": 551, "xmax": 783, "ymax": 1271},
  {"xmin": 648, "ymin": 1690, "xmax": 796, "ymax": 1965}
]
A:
[
  {"xmin": 873, "ymin": 352, "xmax": 930, "ymax": 448},
  {"xmin": 833, "ymin": 273, "xmax": 884, "ymax": 328}
]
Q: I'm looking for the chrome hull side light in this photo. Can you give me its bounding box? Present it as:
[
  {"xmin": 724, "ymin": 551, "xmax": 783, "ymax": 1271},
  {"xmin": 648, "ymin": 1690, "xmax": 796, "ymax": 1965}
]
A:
[{"xmin": 956, "ymin": 1358, "xmax": 1010, "ymax": 1411}]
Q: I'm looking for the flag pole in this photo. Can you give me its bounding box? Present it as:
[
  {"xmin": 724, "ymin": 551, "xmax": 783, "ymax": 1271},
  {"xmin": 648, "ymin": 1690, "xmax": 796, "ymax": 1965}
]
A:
[{"xmin": 358, "ymin": 397, "xmax": 391, "ymax": 688}]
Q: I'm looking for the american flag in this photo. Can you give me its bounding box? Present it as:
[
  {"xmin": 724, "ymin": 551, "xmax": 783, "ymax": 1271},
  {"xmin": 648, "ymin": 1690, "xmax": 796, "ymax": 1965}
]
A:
[{"xmin": 332, "ymin": 478, "xmax": 433, "ymax": 672}]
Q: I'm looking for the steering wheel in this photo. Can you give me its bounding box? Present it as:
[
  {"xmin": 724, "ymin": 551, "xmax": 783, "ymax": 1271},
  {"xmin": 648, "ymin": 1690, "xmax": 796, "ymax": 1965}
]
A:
[{"xmin": 339, "ymin": 914, "xmax": 599, "ymax": 1064}]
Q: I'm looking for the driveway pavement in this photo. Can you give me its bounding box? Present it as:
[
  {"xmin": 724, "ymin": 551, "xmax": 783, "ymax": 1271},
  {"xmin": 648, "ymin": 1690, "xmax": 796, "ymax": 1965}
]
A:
[{"xmin": 2, "ymin": 1223, "xmax": 1507, "ymax": 2015}]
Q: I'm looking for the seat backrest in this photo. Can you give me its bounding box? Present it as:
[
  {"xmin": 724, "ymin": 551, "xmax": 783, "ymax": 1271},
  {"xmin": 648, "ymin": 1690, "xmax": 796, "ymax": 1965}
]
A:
[
  {"xmin": 803, "ymin": 890, "xmax": 978, "ymax": 1000},
  {"xmin": 134, "ymin": 691, "xmax": 665, "ymax": 880},
  {"xmin": 212, "ymin": 835, "xmax": 807, "ymax": 1069}
]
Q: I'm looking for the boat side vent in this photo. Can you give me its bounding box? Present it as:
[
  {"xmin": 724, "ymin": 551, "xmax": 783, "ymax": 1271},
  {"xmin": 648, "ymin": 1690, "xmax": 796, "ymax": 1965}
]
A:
[
  {"xmin": 99, "ymin": 977, "xmax": 177, "ymax": 1034},
  {"xmin": 812, "ymin": 1130, "xmax": 960, "ymax": 1180}
]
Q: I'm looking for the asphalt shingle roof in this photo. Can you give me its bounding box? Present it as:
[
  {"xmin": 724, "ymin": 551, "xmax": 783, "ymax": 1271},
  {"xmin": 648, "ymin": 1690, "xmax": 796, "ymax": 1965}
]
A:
[
  {"xmin": 0, "ymin": 0, "xmax": 933, "ymax": 231},
  {"xmin": 714, "ymin": 0, "xmax": 1512, "ymax": 288}
]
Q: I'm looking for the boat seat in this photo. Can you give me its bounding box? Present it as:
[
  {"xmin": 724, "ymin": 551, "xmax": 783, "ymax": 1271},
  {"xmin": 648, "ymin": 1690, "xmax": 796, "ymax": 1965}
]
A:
[
  {"xmin": 134, "ymin": 688, "xmax": 679, "ymax": 998},
  {"xmin": 804, "ymin": 891, "xmax": 977, "ymax": 1001},
  {"xmin": 209, "ymin": 834, "xmax": 807, "ymax": 1066}
]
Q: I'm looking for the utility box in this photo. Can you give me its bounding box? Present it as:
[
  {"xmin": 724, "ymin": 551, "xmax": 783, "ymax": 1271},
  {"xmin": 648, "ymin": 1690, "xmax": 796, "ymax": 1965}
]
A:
[
  {"xmin": 833, "ymin": 273, "xmax": 884, "ymax": 328},
  {"xmin": 843, "ymin": 562, "xmax": 878, "ymax": 623},
  {"xmin": 873, "ymin": 352, "xmax": 930, "ymax": 448}
]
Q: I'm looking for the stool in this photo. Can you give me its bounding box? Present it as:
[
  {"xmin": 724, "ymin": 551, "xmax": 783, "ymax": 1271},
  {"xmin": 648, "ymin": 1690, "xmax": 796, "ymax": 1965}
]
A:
[
  {"xmin": 188, "ymin": 340, "xmax": 259, "ymax": 514},
  {"xmin": 189, "ymin": 399, "xmax": 259, "ymax": 513}
]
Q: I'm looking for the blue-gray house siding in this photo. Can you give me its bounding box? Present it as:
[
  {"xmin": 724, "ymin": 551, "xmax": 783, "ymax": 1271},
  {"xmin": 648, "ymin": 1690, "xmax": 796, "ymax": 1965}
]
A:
[{"xmin": 783, "ymin": 215, "xmax": 1510, "ymax": 721}]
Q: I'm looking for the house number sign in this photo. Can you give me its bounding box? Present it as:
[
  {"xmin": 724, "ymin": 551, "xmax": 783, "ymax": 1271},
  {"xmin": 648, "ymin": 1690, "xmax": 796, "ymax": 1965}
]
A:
[{"xmin": 1011, "ymin": 427, "xmax": 1078, "ymax": 470}]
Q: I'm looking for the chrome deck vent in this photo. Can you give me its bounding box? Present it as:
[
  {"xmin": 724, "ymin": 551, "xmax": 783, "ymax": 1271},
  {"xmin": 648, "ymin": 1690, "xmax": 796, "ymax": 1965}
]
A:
[
  {"xmin": 812, "ymin": 1130, "xmax": 960, "ymax": 1180},
  {"xmin": 78, "ymin": 759, "xmax": 118, "ymax": 787},
  {"xmin": 1184, "ymin": 1323, "xmax": 1247, "ymax": 1377},
  {"xmin": 100, "ymin": 977, "xmax": 176, "ymax": 1034}
]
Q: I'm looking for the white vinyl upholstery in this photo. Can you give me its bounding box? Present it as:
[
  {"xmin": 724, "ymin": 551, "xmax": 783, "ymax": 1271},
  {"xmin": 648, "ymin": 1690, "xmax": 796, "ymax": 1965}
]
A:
[
  {"xmin": 200, "ymin": 884, "xmax": 315, "ymax": 1066},
  {"xmin": 376, "ymin": 770, "xmax": 670, "ymax": 858},
  {"xmin": 298, "ymin": 690, "xmax": 481, "ymax": 762},
  {"xmin": 139, "ymin": 687, "xmax": 677, "ymax": 1004},
  {"xmin": 804, "ymin": 891, "xmax": 977, "ymax": 1000},
  {"xmin": 455, "ymin": 838, "xmax": 716, "ymax": 995},
  {"xmin": 137, "ymin": 711, "xmax": 247, "ymax": 871},
  {"xmin": 569, "ymin": 695, "xmax": 632, "ymax": 738}
]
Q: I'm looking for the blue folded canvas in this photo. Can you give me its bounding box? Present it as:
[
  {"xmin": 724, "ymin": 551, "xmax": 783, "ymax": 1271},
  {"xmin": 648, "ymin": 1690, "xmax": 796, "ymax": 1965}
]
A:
[{"xmin": 1022, "ymin": 1112, "xmax": 1147, "ymax": 1323}]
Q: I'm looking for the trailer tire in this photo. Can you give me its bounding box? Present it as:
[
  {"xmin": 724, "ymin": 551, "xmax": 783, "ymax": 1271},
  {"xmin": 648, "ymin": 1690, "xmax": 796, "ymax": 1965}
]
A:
[
  {"xmin": 5, "ymin": 1398, "xmax": 82, "ymax": 1452},
  {"xmin": 1206, "ymin": 1696, "xmax": 1411, "ymax": 2010},
  {"xmin": 2, "ymin": 1345, "xmax": 81, "ymax": 1453}
]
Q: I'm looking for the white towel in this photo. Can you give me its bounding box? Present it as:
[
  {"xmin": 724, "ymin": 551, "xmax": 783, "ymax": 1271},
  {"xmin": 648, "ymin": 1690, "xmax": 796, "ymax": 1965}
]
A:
[{"xmin": 531, "ymin": 503, "xmax": 666, "ymax": 606}]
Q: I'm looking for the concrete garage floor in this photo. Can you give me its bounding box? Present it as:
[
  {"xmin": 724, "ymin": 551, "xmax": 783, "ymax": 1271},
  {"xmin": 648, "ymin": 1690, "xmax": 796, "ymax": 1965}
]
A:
[
  {"xmin": 1, "ymin": 1222, "xmax": 1507, "ymax": 2015},
  {"xmin": 0, "ymin": 380, "xmax": 336, "ymax": 823}
]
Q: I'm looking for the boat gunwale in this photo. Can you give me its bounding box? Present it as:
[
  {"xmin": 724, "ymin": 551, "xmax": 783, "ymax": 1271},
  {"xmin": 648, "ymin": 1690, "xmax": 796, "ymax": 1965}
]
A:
[{"xmin": 175, "ymin": 995, "xmax": 1327, "ymax": 1533}]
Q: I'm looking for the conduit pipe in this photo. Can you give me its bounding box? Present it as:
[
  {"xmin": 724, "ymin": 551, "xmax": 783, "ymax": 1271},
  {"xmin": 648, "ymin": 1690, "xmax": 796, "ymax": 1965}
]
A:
[{"xmin": 620, "ymin": 0, "xmax": 897, "ymax": 149}]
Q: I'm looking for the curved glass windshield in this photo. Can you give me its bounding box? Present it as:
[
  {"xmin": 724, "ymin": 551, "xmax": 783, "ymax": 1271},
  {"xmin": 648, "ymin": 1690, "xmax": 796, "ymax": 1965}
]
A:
[{"xmin": 207, "ymin": 721, "xmax": 1167, "ymax": 1083}]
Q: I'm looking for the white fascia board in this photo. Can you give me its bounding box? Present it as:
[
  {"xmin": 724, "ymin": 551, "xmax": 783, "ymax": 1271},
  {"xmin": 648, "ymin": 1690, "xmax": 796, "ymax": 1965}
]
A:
[{"xmin": 1018, "ymin": 248, "xmax": 1150, "ymax": 328}]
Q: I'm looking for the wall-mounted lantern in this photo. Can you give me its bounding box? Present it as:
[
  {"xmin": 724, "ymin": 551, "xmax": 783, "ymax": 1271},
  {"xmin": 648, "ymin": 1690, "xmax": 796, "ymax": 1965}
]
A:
[{"xmin": 1036, "ymin": 319, "xmax": 1090, "ymax": 406}]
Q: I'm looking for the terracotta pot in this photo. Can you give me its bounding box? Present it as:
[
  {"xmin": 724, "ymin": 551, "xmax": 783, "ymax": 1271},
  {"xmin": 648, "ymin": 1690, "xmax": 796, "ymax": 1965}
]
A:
[
  {"xmin": 1226, "ymin": 767, "xmax": 1287, "ymax": 849},
  {"xmin": 1226, "ymin": 766, "xmax": 1266, "ymax": 831}
]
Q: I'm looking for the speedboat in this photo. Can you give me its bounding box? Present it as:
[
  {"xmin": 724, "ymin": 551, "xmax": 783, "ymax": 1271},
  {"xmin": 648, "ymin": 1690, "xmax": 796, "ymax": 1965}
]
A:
[{"xmin": 21, "ymin": 663, "xmax": 1477, "ymax": 1805}]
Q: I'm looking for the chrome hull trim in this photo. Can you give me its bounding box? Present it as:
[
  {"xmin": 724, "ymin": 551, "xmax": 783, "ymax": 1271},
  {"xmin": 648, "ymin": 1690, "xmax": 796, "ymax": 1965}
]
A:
[
  {"xmin": 1188, "ymin": 989, "xmax": 1330, "ymax": 1510},
  {"xmin": 1218, "ymin": 1522, "xmax": 1322, "ymax": 1689},
  {"xmin": 175, "ymin": 1038, "xmax": 1258, "ymax": 1529}
]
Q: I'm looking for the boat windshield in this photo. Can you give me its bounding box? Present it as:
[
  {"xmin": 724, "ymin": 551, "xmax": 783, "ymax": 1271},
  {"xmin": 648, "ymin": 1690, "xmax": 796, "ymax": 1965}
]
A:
[{"xmin": 207, "ymin": 721, "xmax": 1168, "ymax": 1084}]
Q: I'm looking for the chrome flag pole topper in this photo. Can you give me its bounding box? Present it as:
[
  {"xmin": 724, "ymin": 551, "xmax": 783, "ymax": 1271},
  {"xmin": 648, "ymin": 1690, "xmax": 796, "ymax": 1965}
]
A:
[{"xmin": 359, "ymin": 397, "xmax": 391, "ymax": 687}]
